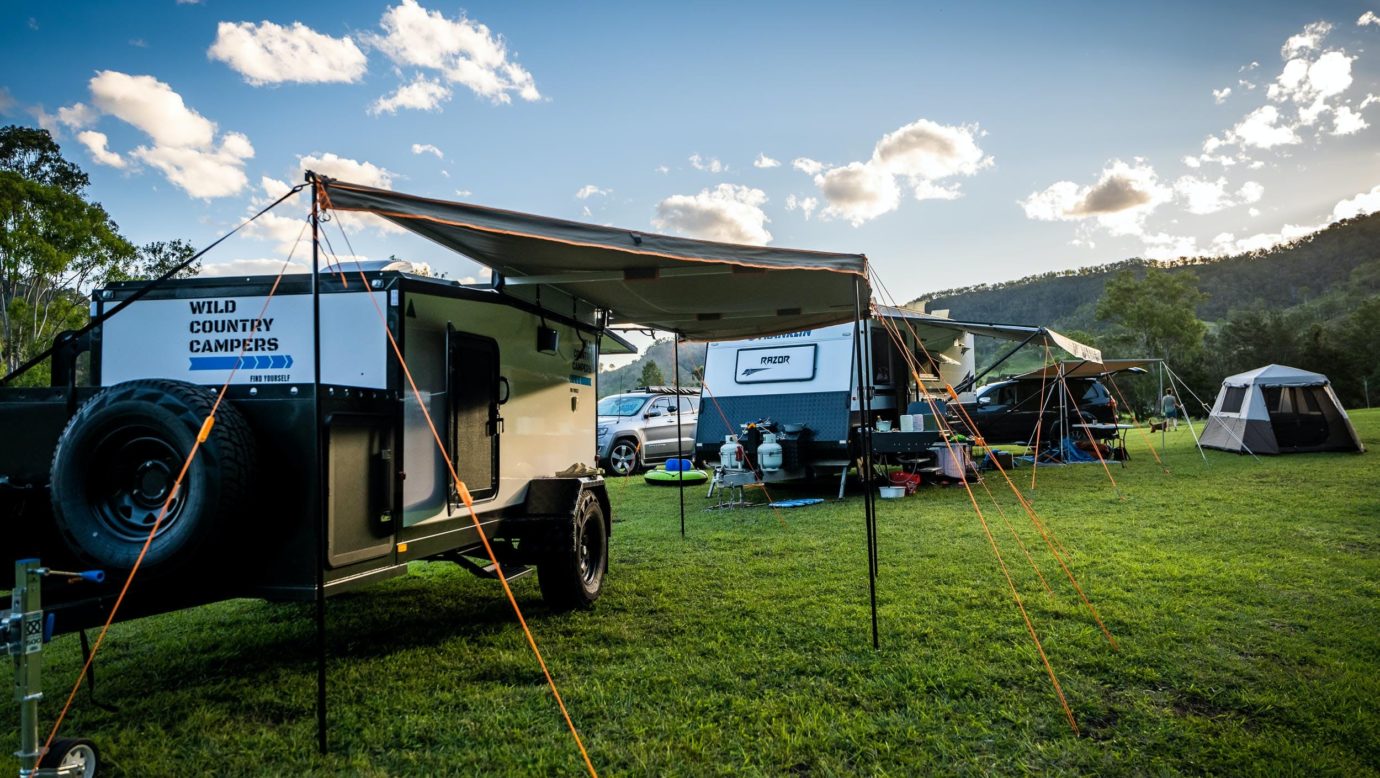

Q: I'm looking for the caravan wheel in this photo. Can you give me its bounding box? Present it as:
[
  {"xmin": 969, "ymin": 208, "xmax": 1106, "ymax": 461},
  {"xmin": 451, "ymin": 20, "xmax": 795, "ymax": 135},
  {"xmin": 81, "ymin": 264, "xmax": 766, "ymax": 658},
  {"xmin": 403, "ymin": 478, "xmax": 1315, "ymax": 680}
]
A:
[{"xmin": 538, "ymin": 491, "xmax": 608, "ymax": 610}]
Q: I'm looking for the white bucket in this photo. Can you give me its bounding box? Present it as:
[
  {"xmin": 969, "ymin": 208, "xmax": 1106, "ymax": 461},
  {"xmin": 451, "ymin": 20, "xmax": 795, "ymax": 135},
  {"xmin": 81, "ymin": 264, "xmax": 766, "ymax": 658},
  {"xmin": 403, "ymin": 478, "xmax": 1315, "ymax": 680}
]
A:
[{"xmin": 878, "ymin": 485, "xmax": 905, "ymax": 499}]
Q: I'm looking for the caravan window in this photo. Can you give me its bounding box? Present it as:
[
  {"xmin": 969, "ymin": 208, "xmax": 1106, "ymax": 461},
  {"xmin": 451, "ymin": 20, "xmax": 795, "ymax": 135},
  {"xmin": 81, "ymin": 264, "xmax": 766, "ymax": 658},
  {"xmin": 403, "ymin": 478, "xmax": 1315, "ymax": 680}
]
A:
[{"xmin": 1221, "ymin": 386, "xmax": 1247, "ymax": 413}]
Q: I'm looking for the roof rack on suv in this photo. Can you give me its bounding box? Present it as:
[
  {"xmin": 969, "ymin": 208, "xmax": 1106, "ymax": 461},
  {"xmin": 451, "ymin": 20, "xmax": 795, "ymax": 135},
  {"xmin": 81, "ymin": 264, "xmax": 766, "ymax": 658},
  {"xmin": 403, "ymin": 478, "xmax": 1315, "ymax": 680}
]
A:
[{"xmin": 634, "ymin": 385, "xmax": 700, "ymax": 395}]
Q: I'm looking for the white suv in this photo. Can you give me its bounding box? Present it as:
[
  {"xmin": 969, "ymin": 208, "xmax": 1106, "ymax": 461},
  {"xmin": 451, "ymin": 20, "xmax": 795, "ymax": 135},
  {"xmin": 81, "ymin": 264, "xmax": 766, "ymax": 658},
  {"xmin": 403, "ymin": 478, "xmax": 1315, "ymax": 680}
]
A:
[{"xmin": 596, "ymin": 389, "xmax": 700, "ymax": 475}]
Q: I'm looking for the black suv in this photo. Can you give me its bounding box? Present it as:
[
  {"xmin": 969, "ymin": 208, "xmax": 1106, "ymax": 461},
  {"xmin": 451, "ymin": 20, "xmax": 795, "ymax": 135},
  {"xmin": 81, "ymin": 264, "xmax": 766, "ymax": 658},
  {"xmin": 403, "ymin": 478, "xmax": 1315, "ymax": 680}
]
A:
[{"xmin": 948, "ymin": 377, "xmax": 1116, "ymax": 445}]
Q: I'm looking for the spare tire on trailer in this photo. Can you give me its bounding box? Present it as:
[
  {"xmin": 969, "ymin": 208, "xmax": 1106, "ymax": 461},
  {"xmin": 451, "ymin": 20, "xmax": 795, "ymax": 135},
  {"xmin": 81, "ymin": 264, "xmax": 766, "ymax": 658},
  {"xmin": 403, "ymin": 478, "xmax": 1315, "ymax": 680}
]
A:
[{"xmin": 49, "ymin": 379, "xmax": 255, "ymax": 575}]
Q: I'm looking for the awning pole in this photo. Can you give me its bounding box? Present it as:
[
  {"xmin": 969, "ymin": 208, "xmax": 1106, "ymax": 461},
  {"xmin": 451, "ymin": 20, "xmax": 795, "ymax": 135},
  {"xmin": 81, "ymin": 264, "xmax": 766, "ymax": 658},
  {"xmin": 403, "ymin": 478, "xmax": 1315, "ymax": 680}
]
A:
[
  {"xmin": 309, "ymin": 174, "xmax": 329, "ymax": 756},
  {"xmin": 1159, "ymin": 361, "xmax": 1166, "ymax": 451},
  {"xmin": 852, "ymin": 278, "xmax": 879, "ymax": 650},
  {"xmin": 675, "ymin": 335, "xmax": 685, "ymax": 538}
]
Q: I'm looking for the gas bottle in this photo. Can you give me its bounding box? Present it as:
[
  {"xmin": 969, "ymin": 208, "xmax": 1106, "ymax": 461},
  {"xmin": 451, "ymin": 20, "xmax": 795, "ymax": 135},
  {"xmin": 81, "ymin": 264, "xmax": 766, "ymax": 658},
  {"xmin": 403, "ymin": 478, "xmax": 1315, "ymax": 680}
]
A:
[
  {"xmin": 757, "ymin": 432, "xmax": 783, "ymax": 472},
  {"xmin": 720, "ymin": 435, "xmax": 743, "ymax": 470}
]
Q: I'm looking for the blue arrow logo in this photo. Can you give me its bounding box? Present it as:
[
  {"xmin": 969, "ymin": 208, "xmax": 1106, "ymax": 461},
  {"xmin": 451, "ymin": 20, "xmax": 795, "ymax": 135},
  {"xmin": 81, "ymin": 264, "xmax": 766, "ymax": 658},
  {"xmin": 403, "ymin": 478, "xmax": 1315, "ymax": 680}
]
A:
[{"xmin": 189, "ymin": 354, "xmax": 295, "ymax": 371}]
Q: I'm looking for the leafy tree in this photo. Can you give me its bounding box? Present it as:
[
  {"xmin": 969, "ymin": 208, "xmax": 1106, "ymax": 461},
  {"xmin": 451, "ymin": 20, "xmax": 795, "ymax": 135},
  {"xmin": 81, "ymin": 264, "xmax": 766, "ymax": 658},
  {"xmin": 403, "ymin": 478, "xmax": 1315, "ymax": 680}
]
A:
[
  {"xmin": 639, "ymin": 359, "xmax": 665, "ymax": 387},
  {"xmin": 1095, "ymin": 267, "xmax": 1208, "ymax": 362},
  {"xmin": 0, "ymin": 125, "xmax": 136, "ymax": 382},
  {"xmin": 132, "ymin": 239, "xmax": 200, "ymax": 281}
]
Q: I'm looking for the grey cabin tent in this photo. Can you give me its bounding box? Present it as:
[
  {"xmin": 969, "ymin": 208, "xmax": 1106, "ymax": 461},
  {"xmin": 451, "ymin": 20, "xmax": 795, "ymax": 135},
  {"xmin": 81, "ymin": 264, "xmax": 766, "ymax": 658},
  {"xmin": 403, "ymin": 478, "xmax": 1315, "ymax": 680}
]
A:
[{"xmin": 1199, "ymin": 364, "xmax": 1365, "ymax": 454}]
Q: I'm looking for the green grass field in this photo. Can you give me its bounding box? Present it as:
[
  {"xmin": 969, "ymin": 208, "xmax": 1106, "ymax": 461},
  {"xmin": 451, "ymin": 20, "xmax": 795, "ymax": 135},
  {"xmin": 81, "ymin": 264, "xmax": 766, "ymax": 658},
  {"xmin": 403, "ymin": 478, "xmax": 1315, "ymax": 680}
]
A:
[{"xmin": 7, "ymin": 411, "xmax": 1379, "ymax": 776}]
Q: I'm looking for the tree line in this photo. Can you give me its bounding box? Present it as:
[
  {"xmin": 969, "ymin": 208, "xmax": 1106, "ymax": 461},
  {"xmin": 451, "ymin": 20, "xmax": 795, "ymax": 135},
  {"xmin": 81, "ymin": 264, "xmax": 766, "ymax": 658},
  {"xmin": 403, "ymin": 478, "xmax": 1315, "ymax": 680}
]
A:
[{"xmin": 1, "ymin": 126, "xmax": 199, "ymax": 385}]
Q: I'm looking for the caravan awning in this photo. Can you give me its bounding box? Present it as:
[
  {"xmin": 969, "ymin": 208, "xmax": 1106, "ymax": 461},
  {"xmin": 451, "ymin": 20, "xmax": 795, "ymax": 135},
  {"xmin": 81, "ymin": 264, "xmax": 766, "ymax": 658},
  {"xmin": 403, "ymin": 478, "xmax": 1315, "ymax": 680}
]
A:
[{"xmin": 319, "ymin": 178, "xmax": 869, "ymax": 341}]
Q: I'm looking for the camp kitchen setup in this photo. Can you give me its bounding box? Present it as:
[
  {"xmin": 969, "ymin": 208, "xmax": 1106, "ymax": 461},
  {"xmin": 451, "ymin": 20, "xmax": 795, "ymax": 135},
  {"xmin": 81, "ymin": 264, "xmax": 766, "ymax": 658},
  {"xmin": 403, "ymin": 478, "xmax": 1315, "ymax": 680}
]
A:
[
  {"xmin": 0, "ymin": 175, "xmax": 873, "ymax": 772},
  {"xmin": 694, "ymin": 306, "xmax": 1107, "ymax": 494}
]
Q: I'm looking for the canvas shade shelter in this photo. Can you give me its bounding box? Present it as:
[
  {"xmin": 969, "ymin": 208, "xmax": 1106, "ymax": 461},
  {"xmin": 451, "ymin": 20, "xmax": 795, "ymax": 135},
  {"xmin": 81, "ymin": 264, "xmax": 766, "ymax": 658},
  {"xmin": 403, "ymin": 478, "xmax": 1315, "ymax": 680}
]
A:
[
  {"xmin": 1011, "ymin": 359, "xmax": 1152, "ymax": 381},
  {"xmin": 319, "ymin": 178, "xmax": 869, "ymax": 340},
  {"xmin": 1199, "ymin": 364, "xmax": 1364, "ymax": 454}
]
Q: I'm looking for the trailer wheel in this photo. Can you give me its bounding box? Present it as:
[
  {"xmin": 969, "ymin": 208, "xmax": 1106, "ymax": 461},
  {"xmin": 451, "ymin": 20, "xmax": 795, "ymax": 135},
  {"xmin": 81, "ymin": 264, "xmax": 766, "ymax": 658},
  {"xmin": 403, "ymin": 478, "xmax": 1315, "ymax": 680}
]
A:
[
  {"xmin": 49, "ymin": 379, "xmax": 254, "ymax": 574},
  {"xmin": 538, "ymin": 491, "xmax": 607, "ymax": 610},
  {"xmin": 606, "ymin": 438, "xmax": 641, "ymax": 476},
  {"xmin": 40, "ymin": 737, "xmax": 99, "ymax": 778}
]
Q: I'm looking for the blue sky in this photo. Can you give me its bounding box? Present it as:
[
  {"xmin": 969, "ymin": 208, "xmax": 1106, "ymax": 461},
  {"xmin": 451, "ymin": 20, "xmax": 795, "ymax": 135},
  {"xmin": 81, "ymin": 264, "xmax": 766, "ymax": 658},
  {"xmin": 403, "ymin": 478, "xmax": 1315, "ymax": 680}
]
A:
[{"xmin": 3, "ymin": 1, "xmax": 1379, "ymax": 308}]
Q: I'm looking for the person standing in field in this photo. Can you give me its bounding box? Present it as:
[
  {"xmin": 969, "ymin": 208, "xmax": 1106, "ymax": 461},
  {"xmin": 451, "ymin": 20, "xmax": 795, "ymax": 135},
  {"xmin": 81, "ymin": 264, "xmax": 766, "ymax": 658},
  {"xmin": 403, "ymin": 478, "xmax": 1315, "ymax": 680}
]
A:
[{"xmin": 1162, "ymin": 388, "xmax": 1179, "ymax": 431}]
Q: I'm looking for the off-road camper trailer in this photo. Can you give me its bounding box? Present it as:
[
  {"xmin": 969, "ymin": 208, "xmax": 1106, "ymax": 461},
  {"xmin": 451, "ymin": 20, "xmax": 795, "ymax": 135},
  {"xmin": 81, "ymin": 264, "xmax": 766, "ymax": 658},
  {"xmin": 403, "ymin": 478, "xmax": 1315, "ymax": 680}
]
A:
[{"xmin": 0, "ymin": 173, "xmax": 870, "ymax": 632}]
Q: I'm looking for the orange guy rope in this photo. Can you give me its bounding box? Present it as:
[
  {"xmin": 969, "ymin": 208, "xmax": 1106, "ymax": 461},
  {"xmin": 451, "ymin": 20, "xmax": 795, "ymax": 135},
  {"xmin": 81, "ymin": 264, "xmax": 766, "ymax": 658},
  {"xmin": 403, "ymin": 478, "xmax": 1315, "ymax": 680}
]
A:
[
  {"xmin": 323, "ymin": 214, "xmax": 598, "ymax": 777},
  {"xmin": 864, "ymin": 312, "xmax": 1076, "ymax": 730},
  {"xmin": 43, "ymin": 225, "xmax": 307, "ymax": 757}
]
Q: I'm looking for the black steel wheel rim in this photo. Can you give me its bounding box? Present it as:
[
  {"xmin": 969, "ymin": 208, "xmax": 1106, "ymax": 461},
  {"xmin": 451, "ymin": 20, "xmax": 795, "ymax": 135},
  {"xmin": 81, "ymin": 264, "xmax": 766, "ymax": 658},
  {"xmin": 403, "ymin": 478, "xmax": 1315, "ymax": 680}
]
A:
[
  {"xmin": 577, "ymin": 515, "xmax": 604, "ymax": 586},
  {"xmin": 87, "ymin": 425, "xmax": 188, "ymax": 542}
]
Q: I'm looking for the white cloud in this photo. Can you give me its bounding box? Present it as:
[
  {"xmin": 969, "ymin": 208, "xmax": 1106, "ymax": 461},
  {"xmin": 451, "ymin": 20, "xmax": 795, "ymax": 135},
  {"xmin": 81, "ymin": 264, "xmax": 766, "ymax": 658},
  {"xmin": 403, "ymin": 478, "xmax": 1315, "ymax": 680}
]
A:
[
  {"xmin": 753, "ymin": 153, "xmax": 780, "ymax": 169},
  {"xmin": 873, "ymin": 119, "xmax": 991, "ymax": 182},
  {"xmin": 368, "ymin": 0, "xmax": 539, "ymax": 105},
  {"xmin": 785, "ymin": 194, "xmax": 818, "ymax": 220},
  {"xmin": 76, "ymin": 131, "xmax": 126, "ymax": 168},
  {"xmin": 134, "ymin": 132, "xmax": 254, "ymax": 198},
  {"xmin": 1269, "ymin": 50, "xmax": 1354, "ymax": 106},
  {"xmin": 89, "ymin": 71, "xmax": 215, "ymax": 148},
  {"xmin": 801, "ymin": 117, "xmax": 991, "ymax": 225},
  {"xmin": 1332, "ymin": 184, "xmax": 1380, "ymax": 220},
  {"xmin": 1022, "ymin": 159, "xmax": 1169, "ymax": 236},
  {"xmin": 199, "ymin": 258, "xmax": 311, "ymax": 277},
  {"xmin": 1220, "ymin": 222, "xmax": 1322, "ymax": 254},
  {"xmin": 653, "ymin": 184, "xmax": 771, "ymax": 245},
  {"xmin": 654, "ymin": 165, "xmax": 669, "ymax": 174},
  {"xmin": 1360, "ymin": 94, "xmax": 1379, "ymax": 110},
  {"xmin": 208, "ymin": 21, "xmax": 367, "ymax": 85},
  {"xmin": 76, "ymin": 71, "xmax": 254, "ymax": 198},
  {"xmin": 689, "ymin": 154, "xmax": 725, "ymax": 173},
  {"xmin": 1141, "ymin": 232, "xmax": 1200, "ymax": 261},
  {"xmin": 1238, "ymin": 79, "xmax": 1257, "ymax": 91},
  {"xmin": 813, "ymin": 161, "xmax": 900, "ymax": 226},
  {"xmin": 1360, "ymin": 11, "xmax": 1380, "ymax": 26},
  {"xmin": 1213, "ymin": 87, "xmax": 1232, "ymax": 104},
  {"xmin": 1227, "ymin": 105, "xmax": 1300, "ymax": 149},
  {"xmin": 1170, "ymin": 176, "xmax": 1264, "ymax": 215},
  {"xmin": 56, "ymin": 102, "xmax": 98, "ymax": 129},
  {"xmin": 370, "ymin": 75, "xmax": 451, "ymax": 115},
  {"xmin": 911, "ymin": 180, "xmax": 962, "ymax": 201},
  {"xmin": 1332, "ymin": 104, "xmax": 1368, "ymax": 135},
  {"xmin": 1173, "ymin": 176, "xmax": 1231, "ymax": 215},
  {"xmin": 1281, "ymin": 21, "xmax": 1331, "ymax": 59},
  {"xmin": 299, "ymin": 152, "xmax": 393, "ymax": 189},
  {"xmin": 1237, "ymin": 181, "xmax": 1264, "ymax": 204},
  {"xmin": 575, "ymin": 184, "xmax": 609, "ymax": 199},
  {"xmin": 1248, "ymin": 207, "xmax": 1261, "ymax": 217},
  {"xmin": 410, "ymin": 142, "xmax": 443, "ymax": 158}
]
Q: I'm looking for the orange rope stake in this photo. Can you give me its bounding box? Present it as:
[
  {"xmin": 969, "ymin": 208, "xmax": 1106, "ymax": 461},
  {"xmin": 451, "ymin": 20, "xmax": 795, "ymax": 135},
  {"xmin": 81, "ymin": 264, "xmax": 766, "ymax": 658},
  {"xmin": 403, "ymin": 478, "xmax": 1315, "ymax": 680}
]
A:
[
  {"xmin": 324, "ymin": 217, "xmax": 599, "ymax": 778},
  {"xmin": 42, "ymin": 227, "xmax": 307, "ymax": 758},
  {"xmin": 942, "ymin": 384, "xmax": 1120, "ymax": 651},
  {"xmin": 862, "ymin": 309, "xmax": 1079, "ymax": 731}
]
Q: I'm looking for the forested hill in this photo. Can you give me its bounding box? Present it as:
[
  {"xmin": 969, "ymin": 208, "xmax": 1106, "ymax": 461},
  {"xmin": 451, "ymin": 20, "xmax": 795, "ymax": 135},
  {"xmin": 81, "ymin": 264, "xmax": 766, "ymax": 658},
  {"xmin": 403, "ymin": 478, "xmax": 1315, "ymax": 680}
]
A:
[{"xmin": 914, "ymin": 211, "xmax": 1380, "ymax": 329}]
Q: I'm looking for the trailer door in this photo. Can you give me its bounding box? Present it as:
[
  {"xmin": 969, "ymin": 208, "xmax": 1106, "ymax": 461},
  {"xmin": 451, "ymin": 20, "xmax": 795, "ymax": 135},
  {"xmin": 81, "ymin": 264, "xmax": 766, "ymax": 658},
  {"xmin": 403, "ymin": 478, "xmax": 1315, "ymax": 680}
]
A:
[{"xmin": 447, "ymin": 327, "xmax": 500, "ymax": 504}]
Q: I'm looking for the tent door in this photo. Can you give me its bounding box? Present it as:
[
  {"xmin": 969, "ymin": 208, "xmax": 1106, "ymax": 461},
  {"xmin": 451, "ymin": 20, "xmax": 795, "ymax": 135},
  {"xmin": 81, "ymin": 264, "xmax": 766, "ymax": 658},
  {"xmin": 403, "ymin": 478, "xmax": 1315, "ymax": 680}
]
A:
[{"xmin": 1263, "ymin": 385, "xmax": 1330, "ymax": 450}]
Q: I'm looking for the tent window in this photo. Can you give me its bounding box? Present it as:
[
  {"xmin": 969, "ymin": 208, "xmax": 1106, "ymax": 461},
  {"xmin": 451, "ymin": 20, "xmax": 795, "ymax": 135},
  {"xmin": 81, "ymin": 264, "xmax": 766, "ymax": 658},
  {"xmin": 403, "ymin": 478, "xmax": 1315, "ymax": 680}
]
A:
[{"xmin": 1221, "ymin": 386, "xmax": 1247, "ymax": 413}]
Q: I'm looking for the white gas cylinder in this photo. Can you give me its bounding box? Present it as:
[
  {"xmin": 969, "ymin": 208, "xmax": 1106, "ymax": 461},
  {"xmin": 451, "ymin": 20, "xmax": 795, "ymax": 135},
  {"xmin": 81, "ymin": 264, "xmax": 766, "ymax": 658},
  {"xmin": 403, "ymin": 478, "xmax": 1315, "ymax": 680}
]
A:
[
  {"xmin": 757, "ymin": 432, "xmax": 783, "ymax": 472},
  {"xmin": 720, "ymin": 435, "xmax": 743, "ymax": 470}
]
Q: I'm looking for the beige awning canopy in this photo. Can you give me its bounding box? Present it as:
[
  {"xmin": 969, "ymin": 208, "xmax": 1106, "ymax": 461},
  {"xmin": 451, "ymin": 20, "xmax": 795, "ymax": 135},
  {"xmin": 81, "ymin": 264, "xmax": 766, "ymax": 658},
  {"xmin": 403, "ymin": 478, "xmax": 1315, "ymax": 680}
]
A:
[
  {"xmin": 319, "ymin": 177, "xmax": 870, "ymax": 341},
  {"xmin": 1012, "ymin": 359, "xmax": 1155, "ymax": 380}
]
